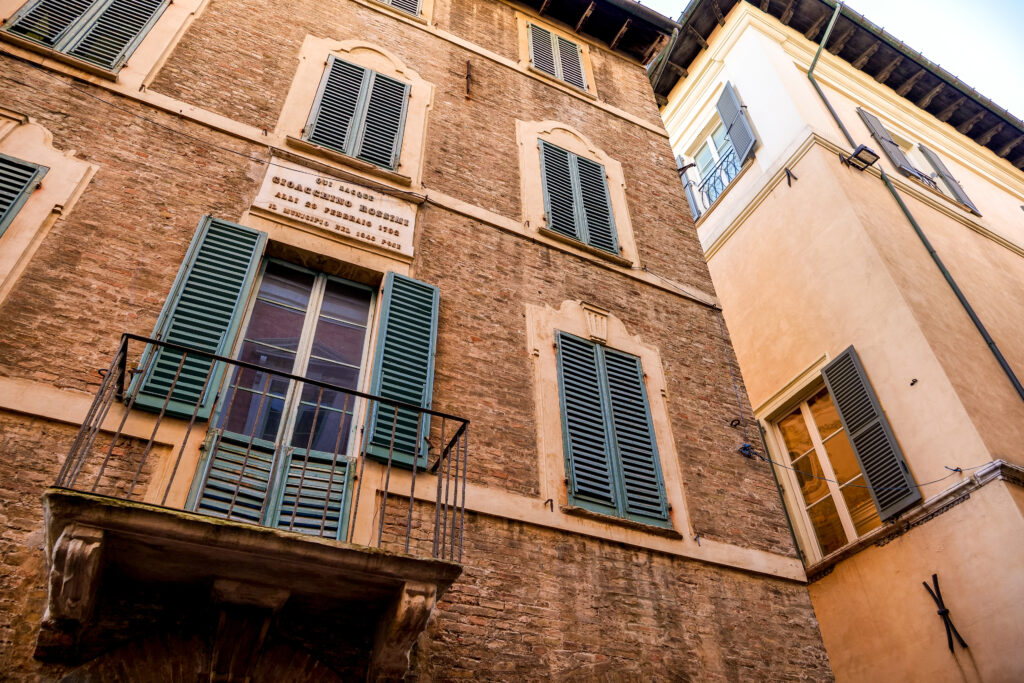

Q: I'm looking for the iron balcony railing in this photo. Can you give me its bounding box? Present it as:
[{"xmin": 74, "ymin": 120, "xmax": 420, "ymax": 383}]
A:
[
  {"xmin": 57, "ymin": 333, "xmax": 469, "ymax": 562},
  {"xmin": 695, "ymin": 147, "xmax": 741, "ymax": 211}
]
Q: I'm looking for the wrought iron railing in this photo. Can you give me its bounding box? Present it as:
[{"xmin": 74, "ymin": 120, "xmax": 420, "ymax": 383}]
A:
[
  {"xmin": 696, "ymin": 147, "xmax": 741, "ymax": 210},
  {"xmin": 57, "ymin": 333, "xmax": 469, "ymax": 561}
]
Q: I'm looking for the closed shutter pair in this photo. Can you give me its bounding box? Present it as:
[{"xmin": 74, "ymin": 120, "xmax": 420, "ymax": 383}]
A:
[
  {"xmin": 857, "ymin": 109, "xmax": 981, "ymax": 215},
  {"xmin": 556, "ymin": 332, "xmax": 669, "ymax": 526},
  {"xmin": 5, "ymin": 0, "xmax": 169, "ymax": 71},
  {"xmin": 304, "ymin": 56, "xmax": 410, "ymax": 170},
  {"xmin": 539, "ymin": 141, "xmax": 618, "ymax": 254},
  {"xmin": 136, "ymin": 216, "xmax": 439, "ymax": 459},
  {"xmin": 528, "ymin": 24, "xmax": 587, "ymax": 90},
  {"xmin": 0, "ymin": 154, "xmax": 48, "ymax": 237}
]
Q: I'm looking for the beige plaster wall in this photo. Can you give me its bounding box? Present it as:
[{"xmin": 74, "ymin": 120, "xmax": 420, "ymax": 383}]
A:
[{"xmin": 809, "ymin": 480, "xmax": 1024, "ymax": 683}]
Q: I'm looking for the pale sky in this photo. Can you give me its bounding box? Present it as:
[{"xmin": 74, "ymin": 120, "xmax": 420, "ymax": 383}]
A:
[{"xmin": 641, "ymin": 0, "xmax": 1024, "ymax": 119}]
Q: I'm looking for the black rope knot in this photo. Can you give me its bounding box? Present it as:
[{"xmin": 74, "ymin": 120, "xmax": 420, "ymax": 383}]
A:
[
  {"xmin": 923, "ymin": 574, "xmax": 967, "ymax": 653},
  {"xmin": 937, "ymin": 608, "xmax": 949, "ymax": 617}
]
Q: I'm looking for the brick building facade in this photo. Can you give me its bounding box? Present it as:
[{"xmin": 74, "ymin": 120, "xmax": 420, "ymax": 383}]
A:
[{"xmin": 0, "ymin": 0, "xmax": 832, "ymax": 678}]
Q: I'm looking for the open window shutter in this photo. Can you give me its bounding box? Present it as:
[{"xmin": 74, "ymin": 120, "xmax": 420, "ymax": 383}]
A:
[
  {"xmin": 388, "ymin": 0, "xmax": 421, "ymax": 15},
  {"xmin": 136, "ymin": 216, "xmax": 266, "ymax": 419},
  {"xmin": 716, "ymin": 82, "xmax": 756, "ymax": 163},
  {"xmin": 557, "ymin": 36, "xmax": 587, "ymax": 89},
  {"xmin": 919, "ymin": 144, "xmax": 981, "ymax": 215},
  {"xmin": 540, "ymin": 141, "xmax": 580, "ymax": 241},
  {"xmin": 355, "ymin": 73, "xmax": 409, "ymax": 170},
  {"xmin": 0, "ymin": 154, "xmax": 47, "ymax": 237},
  {"xmin": 274, "ymin": 450, "xmax": 350, "ymax": 539},
  {"xmin": 856, "ymin": 108, "xmax": 922, "ymax": 178},
  {"xmin": 574, "ymin": 155, "xmax": 618, "ymax": 254},
  {"xmin": 529, "ymin": 24, "xmax": 557, "ymax": 77},
  {"xmin": 365, "ymin": 273, "xmax": 440, "ymax": 466},
  {"xmin": 556, "ymin": 333, "xmax": 617, "ymax": 512},
  {"xmin": 821, "ymin": 347, "xmax": 920, "ymax": 521},
  {"xmin": 603, "ymin": 349, "xmax": 668, "ymax": 522},
  {"xmin": 66, "ymin": 0, "xmax": 168, "ymax": 70},
  {"xmin": 306, "ymin": 57, "xmax": 368, "ymax": 156},
  {"xmin": 5, "ymin": 0, "xmax": 94, "ymax": 47}
]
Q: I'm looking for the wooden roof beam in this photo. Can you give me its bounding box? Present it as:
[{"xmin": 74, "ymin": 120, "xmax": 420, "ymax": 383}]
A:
[
  {"xmin": 937, "ymin": 96, "xmax": 966, "ymax": 122},
  {"xmin": 851, "ymin": 41, "xmax": 880, "ymax": 69},
  {"xmin": 667, "ymin": 61, "xmax": 688, "ymax": 78},
  {"xmin": 805, "ymin": 13, "xmax": 828, "ymax": 41},
  {"xmin": 760, "ymin": 0, "xmax": 769, "ymax": 11},
  {"xmin": 538, "ymin": 0, "xmax": 550, "ymax": 14},
  {"xmin": 995, "ymin": 134, "xmax": 1023, "ymax": 158},
  {"xmin": 1012, "ymin": 154, "xmax": 1024, "ymax": 169},
  {"xmin": 781, "ymin": 0, "xmax": 797, "ymax": 26},
  {"xmin": 956, "ymin": 110, "xmax": 986, "ymax": 135},
  {"xmin": 575, "ymin": 2, "xmax": 595, "ymax": 33},
  {"xmin": 688, "ymin": 24, "xmax": 708, "ymax": 49},
  {"xmin": 610, "ymin": 18, "xmax": 631, "ymax": 50},
  {"xmin": 975, "ymin": 122, "xmax": 1004, "ymax": 146},
  {"xmin": 875, "ymin": 55, "xmax": 903, "ymax": 83},
  {"xmin": 917, "ymin": 82, "xmax": 943, "ymax": 108},
  {"xmin": 712, "ymin": 0, "xmax": 725, "ymax": 26},
  {"xmin": 895, "ymin": 69, "xmax": 926, "ymax": 96},
  {"xmin": 828, "ymin": 26, "xmax": 855, "ymax": 55}
]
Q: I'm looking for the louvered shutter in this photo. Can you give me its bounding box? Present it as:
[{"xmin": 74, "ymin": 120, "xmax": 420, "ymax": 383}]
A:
[
  {"xmin": 5, "ymin": 0, "xmax": 94, "ymax": 47},
  {"xmin": 306, "ymin": 57, "xmax": 368, "ymax": 157},
  {"xmin": 575, "ymin": 155, "xmax": 617, "ymax": 254},
  {"xmin": 821, "ymin": 347, "xmax": 920, "ymax": 521},
  {"xmin": 355, "ymin": 73, "xmax": 409, "ymax": 170},
  {"xmin": 135, "ymin": 216, "xmax": 266, "ymax": 419},
  {"xmin": 557, "ymin": 36, "xmax": 587, "ymax": 89},
  {"xmin": 529, "ymin": 24, "xmax": 557, "ymax": 78},
  {"xmin": 919, "ymin": 144, "xmax": 981, "ymax": 215},
  {"xmin": 66, "ymin": 0, "xmax": 168, "ymax": 70},
  {"xmin": 0, "ymin": 154, "xmax": 47, "ymax": 237},
  {"xmin": 604, "ymin": 349, "xmax": 668, "ymax": 521},
  {"xmin": 540, "ymin": 141, "xmax": 581, "ymax": 241},
  {"xmin": 274, "ymin": 450, "xmax": 350, "ymax": 539},
  {"xmin": 856, "ymin": 108, "xmax": 923, "ymax": 179},
  {"xmin": 716, "ymin": 82, "xmax": 757, "ymax": 164},
  {"xmin": 556, "ymin": 333, "xmax": 617, "ymax": 512},
  {"xmin": 388, "ymin": 0, "xmax": 420, "ymax": 15},
  {"xmin": 194, "ymin": 436, "xmax": 276, "ymax": 525},
  {"xmin": 365, "ymin": 273, "xmax": 440, "ymax": 467}
]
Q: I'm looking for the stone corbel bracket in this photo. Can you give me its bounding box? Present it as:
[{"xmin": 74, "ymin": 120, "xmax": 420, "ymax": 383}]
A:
[
  {"xmin": 368, "ymin": 581, "xmax": 439, "ymax": 681},
  {"xmin": 35, "ymin": 523, "xmax": 105, "ymax": 660}
]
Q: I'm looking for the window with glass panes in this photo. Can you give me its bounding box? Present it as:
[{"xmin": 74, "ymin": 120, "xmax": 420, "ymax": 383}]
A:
[
  {"xmin": 692, "ymin": 121, "xmax": 739, "ymax": 206},
  {"xmin": 776, "ymin": 387, "xmax": 882, "ymax": 558}
]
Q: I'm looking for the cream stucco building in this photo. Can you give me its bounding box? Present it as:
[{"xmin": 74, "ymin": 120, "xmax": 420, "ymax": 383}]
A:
[{"xmin": 653, "ymin": 1, "xmax": 1024, "ymax": 681}]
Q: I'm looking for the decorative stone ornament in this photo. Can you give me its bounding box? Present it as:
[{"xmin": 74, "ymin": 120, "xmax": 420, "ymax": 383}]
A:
[{"xmin": 581, "ymin": 302, "xmax": 609, "ymax": 342}]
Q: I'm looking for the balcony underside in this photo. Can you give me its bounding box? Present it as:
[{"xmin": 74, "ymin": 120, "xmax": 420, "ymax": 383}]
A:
[{"xmin": 37, "ymin": 488, "xmax": 462, "ymax": 680}]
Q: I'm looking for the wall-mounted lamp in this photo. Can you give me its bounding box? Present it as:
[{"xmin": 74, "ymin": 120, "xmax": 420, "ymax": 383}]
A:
[{"xmin": 840, "ymin": 144, "xmax": 880, "ymax": 171}]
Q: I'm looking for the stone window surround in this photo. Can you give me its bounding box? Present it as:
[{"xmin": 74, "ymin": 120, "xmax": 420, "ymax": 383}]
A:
[
  {"xmin": 514, "ymin": 11, "xmax": 599, "ymax": 100},
  {"xmin": 516, "ymin": 119, "xmax": 639, "ymax": 265},
  {"xmin": 526, "ymin": 299, "xmax": 692, "ymax": 538},
  {"xmin": 0, "ymin": 108, "xmax": 95, "ymax": 306},
  {"xmin": 276, "ymin": 36, "xmax": 433, "ymax": 191},
  {"xmin": 0, "ymin": 0, "xmax": 209, "ymax": 85}
]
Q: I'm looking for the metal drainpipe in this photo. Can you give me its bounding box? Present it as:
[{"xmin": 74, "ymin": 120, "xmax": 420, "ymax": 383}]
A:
[{"xmin": 807, "ymin": 1, "xmax": 1024, "ymax": 403}]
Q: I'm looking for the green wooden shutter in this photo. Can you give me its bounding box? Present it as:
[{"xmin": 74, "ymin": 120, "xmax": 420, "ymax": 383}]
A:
[
  {"xmin": 0, "ymin": 153, "xmax": 47, "ymax": 238},
  {"xmin": 66, "ymin": 0, "xmax": 168, "ymax": 70},
  {"xmin": 556, "ymin": 35, "xmax": 587, "ymax": 89},
  {"xmin": 355, "ymin": 73, "xmax": 409, "ymax": 170},
  {"xmin": 556, "ymin": 333, "xmax": 617, "ymax": 512},
  {"xmin": 716, "ymin": 82, "xmax": 757, "ymax": 163},
  {"xmin": 919, "ymin": 144, "xmax": 981, "ymax": 215},
  {"xmin": 855, "ymin": 108, "xmax": 934, "ymax": 185},
  {"xmin": 4, "ymin": 0, "xmax": 94, "ymax": 47},
  {"xmin": 604, "ymin": 349, "xmax": 668, "ymax": 522},
  {"xmin": 365, "ymin": 273, "xmax": 440, "ymax": 467},
  {"xmin": 540, "ymin": 140, "xmax": 581, "ymax": 241},
  {"xmin": 274, "ymin": 450, "xmax": 351, "ymax": 539},
  {"xmin": 529, "ymin": 24, "xmax": 557, "ymax": 78},
  {"xmin": 821, "ymin": 347, "xmax": 920, "ymax": 521},
  {"xmin": 135, "ymin": 216, "xmax": 266, "ymax": 419},
  {"xmin": 575, "ymin": 155, "xmax": 617, "ymax": 254},
  {"xmin": 306, "ymin": 57, "xmax": 369, "ymax": 156},
  {"xmin": 388, "ymin": 0, "xmax": 420, "ymax": 15},
  {"xmin": 194, "ymin": 436, "xmax": 276, "ymax": 524}
]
